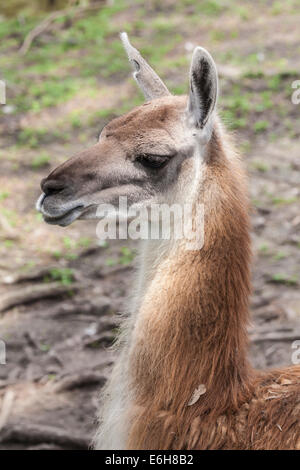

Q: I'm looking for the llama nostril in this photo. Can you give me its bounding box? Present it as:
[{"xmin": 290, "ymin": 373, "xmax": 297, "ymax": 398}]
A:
[{"xmin": 41, "ymin": 179, "xmax": 66, "ymax": 196}]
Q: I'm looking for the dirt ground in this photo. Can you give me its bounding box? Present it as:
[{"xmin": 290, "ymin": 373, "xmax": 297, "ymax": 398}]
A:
[{"xmin": 0, "ymin": 1, "xmax": 299, "ymax": 449}]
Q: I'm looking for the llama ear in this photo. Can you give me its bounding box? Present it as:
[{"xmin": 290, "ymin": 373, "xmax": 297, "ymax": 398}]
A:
[
  {"xmin": 120, "ymin": 32, "xmax": 170, "ymax": 101},
  {"xmin": 188, "ymin": 47, "xmax": 218, "ymax": 132}
]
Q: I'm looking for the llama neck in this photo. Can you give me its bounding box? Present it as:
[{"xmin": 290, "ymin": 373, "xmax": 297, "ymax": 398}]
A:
[{"xmin": 128, "ymin": 128, "xmax": 254, "ymax": 435}]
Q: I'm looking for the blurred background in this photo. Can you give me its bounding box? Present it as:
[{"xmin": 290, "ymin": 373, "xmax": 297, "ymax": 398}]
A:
[{"xmin": 0, "ymin": 0, "xmax": 299, "ymax": 449}]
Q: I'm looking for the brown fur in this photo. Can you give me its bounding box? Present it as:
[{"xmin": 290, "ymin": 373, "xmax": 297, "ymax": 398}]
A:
[
  {"xmin": 125, "ymin": 127, "xmax": 300, "ymax": 450},
  {"xmin": 37, "ymin": 37, "xmax": 300, "ymax": 449},
  {"xmin": 38, "ymin": 93, "xmax": 299, "ymax": 450}
]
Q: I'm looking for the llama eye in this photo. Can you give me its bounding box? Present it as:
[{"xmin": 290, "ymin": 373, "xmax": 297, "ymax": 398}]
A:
[{"xmin": 136, "ymin": 154, "xmax": 168, "ymax": 169}]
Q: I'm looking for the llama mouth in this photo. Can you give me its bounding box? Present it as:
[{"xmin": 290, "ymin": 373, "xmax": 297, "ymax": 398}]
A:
[
  {"xmin": 36, "ymin": 193, "xmax": 85, "ymax": 227},
  {"xmin": 42, "ymin": 205, "xmax": 84, "ymax": 227}
]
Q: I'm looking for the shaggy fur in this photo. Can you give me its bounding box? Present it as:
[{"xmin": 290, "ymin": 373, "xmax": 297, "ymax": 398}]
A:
[
  {"xmin": 37, "ymin": 37, "xmax": 300, "ymax": 449},
  {"xmin": 94, "ymin": 124, "xmax": 300, "ymax": 450},
  {"xmin": 124, "ymin": 129, "xmax": 300, "ymax": 450}
]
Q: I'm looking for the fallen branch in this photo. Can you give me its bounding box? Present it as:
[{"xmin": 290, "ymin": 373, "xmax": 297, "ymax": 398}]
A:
[
  {"xmin": 52, "ymin": 371, "xmax": 106, "ymax": 393},
  {"xmin": 0, "ymin": 423, "xmax": 90, "ymax": 449},
  {"xmin": 94, "ymin": 264, "xmax": 132, "ymax": 278},
  {"xmin": 250, "ymin": 330, "xmax": 300, "ymax": 344},
  {"xmin": 0, "ymin": 390, "xmax": 15, "ymax": 431},
  {"xmin": 84, "ymin": 332, "xmax": 115, "ymax": 348},
  {"xmin": 50, "ymin": 296, "xmax": 111, "ymax": 318},
  {"xmin": 2, "ymin": 266, "xmax": 79, "ymax": 285},
  {"xmin": 0, "ymin": 282, "xmax": 80, "ymax": 313},
  {"xmin": 49, "ymin": 317, "xmax": 116, "ymax": 355}
]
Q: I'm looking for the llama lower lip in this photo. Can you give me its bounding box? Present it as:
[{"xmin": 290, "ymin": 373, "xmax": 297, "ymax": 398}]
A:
[{"xmin": 43, "ymin": 206, "xmax": 84, "ymax": 227}]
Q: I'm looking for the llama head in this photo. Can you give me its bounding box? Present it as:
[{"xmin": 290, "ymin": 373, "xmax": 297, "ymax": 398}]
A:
[{"xmin": 36, "ymin": 33, "xmax": 218, "ymax": 227}]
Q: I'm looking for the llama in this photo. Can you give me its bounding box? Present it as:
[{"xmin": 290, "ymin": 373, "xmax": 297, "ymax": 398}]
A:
[{"xmin": 36, "ymin": 33, "xmax": 300, "ymax": 450}]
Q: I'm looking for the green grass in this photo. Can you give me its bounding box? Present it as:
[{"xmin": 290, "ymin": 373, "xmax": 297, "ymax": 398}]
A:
[
  {"xmin": 44, "ymin": 267, "xmax": 75, "ymax": 286},
  {"xmin": 0, "ymin": 191, "xmax": 9, "ymax": 201},
  {"xmin": 253, "ymin": 120, "xmax": 269, "ymax": 133},
  {"xmin": 105, "ymin": 246, "xmax": 135, "ymax": 267},
  {"xmin": 63, "ymin": 236, "xmax": 76, "ymax": 250},
  {"xmin": 273, "ymin": 251, "xmax": 288, "ymax": 261},
  {"xmin": 31, "ymin": 152, "xmax": 50, "ymax": 169},
  {"xmin": 78, "ymin": 237, "xmax": 92, "ymax": 248},
  {"xmin": 46, "ymin": 236, "xmax": 93, "ymax": 261},
  {"xmin": 69, "ymin": 110, "xmax": 83, "ymax": 129},
  {"xmin": 270, "ymin": 196, "xmax": 298, "ymax": 206},
  {"xmin": 13, "ymin": 77, "xmax": 85, "ymax": 113},
  {"xmin": 119, "ymin": 246, "xmax": 135, "ymax": 265},
  {"xmin": 50, "ymin": 250, "xmax": 63, "ymax": 260},
  {"xmin": 0, "ymin": 3, "xmax": 129, "ymax": 113},
  {"xmin": 0, "ymin": 208, "xmax": 17, "ymax": 227},
  {"xmin": 270, "ymin": 273, "xmax": 298, "ymax": 286},
  {"xmin": 17, "ymin": 128, "xmax": 67, "ymax": 148},
  {"xmin": 258, "ymin": 243, "xmax": 269, "ymax": 255},
  {"xmin": 251, "ymin": 160, "xmax": 270, "ymax": 172},
  {"xmin": 0, "ymin": 14, "xmax": 39, "ymax": 41},
  {"xmin": 3, "ymin": 240, "xmax": 14, "ymax": 248},
  {"xmin": 178, "ymin": 0, "xmax": 227, "ymax": 16},
  {"xmin": 39, "ymin": 343, "xmax": 50, "ymax": 352},
  {"xmin": 0, "ymin": 0, "xmax": 188, "ymax": 116}
]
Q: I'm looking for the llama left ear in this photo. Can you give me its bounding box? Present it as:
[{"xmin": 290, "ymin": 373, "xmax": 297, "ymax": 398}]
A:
[
  {"xmin": 188, "ymin": 47, "xmax": 218, "ymax": 134},
  {"xmin": 120, "ymin": 32, "xmax": 170, "ymax": 100}
]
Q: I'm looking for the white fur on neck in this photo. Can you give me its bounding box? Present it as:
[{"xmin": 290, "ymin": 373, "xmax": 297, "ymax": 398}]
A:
[{"xmin": 93, "ymin": 126, "xmax": 209, "ymax": 450}]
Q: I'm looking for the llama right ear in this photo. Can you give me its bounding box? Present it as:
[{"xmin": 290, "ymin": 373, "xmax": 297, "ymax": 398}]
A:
[{"xmin": 188, "ymin": 47, "xmax": 218, "ymax": 134}]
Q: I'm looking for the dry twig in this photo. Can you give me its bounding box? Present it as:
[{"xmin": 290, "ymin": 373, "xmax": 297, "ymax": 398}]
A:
[{"xmin": 19, "ymin": 1, "xmax": 106, "ymax": 55}]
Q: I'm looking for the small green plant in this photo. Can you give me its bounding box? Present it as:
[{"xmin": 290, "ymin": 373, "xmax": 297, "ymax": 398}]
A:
[
  {"xmin": 271, "ymin": 273, "xmax": 298, "ymax": 286},
  {"xmin": 3, "ymin": 240, "xmax": 14, "ymax": 248},
  {"xmin": 63, "ymin": 236, "xmax": 76, "ymax": 250},
  {"xmin": 31, "ymin": 152, "xmax": 50, "ymax": 169},
  {"xmin": 271, "ymin": 196, "xmax": 297, "ymax": 206},
  {"xmin": 105, "ymin": 258, "xmax": 118, "ymax": 267},
  {"xmin": 239, "ymin": 140, "xmax": 251, "ymax": 153},
  {"xmin": 21, "ymin": 261, "xmax": 36, "ymax": 272},
  {"xmin": 258, "ymin": 243, "xmax": 269, "ymax": 255},
  {"xmin": 78, "ymin": 237, "xmax": 92, "ymax": 248},
  {"xmin": 251, "ymin": 160, "xmax": 269, "ymax": 172},
  {"xmin": 253, "ymin": 120, "xmax": 269, "ymax": 133},
  {"xmin": 268, "ymin": 75, "xmax": 281, "ymax": 91},
  {"xmin": 44, "ymin": 268, "xmax": 75, "ymax": 286},
  {"xmin": 1, "ymin": 208, "xmax": 17, "ymax": 227},
  {"xmin": 119, "ymin": 246, "xmax": 135, "ymax": 265},
  {"xmin": 273, "ymin": 251, "xmax": 287, "ymax": 261},
  {"xmin": 65, "ymin": 253, "xmax": 78, "ymax": 261},
  {"xmin": 69, "ymin": 110, "xmax": 83, "ymax": 129},
  {"xmin": 0, "ymin": 192, "xmax": 9, "ymax": 201},
  {"xmin": 51, "ymin": 250, "xmax": 62, "ymax": 260},
  {"xmin": 18, "ymin": 129, "xmax": 41, "ymax": 148}
]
